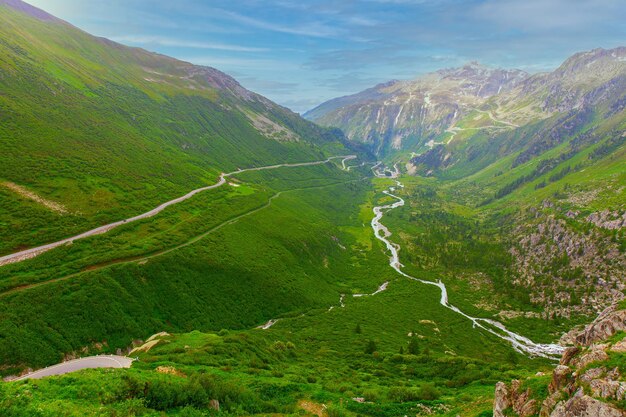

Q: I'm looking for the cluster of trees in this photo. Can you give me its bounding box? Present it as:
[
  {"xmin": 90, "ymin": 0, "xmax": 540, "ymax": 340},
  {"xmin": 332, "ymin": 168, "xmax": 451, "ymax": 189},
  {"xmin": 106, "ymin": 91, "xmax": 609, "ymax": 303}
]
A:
[{"xmin": 116, "ymin": 372, "xmax": 274, "ymax": 414}]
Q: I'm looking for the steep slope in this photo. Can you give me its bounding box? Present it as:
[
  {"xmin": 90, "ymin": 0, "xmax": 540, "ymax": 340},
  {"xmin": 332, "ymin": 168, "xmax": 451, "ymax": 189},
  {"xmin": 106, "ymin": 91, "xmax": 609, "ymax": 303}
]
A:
[
  {"xmin": 306, "ymin": 47, "xmax": 625, "ymax": 347},
  {"xmin": 379, "ymin": 49, "xmax": 626, "ymax": 333},
  {"xmin": 494, "ymin": 304, "xmax": 626, "ymax": 417},
  {"xmin": 0, "ymin": 0, "xmax": 349, "ymax": 255},
  {"xmin": 304, "ymin": 63, "xmax": 527, "ymax": 156}
]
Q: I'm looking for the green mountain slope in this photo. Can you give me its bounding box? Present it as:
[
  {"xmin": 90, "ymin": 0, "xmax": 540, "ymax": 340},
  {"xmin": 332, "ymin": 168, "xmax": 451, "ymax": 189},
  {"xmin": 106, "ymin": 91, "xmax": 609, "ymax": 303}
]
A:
[
  {"xmin": 0, "ymin": 1, "xmax": 349, "ymax": 256},
  {"xmin": 1, "ymin": 3, "xmax": 625, "ymax": 417}
]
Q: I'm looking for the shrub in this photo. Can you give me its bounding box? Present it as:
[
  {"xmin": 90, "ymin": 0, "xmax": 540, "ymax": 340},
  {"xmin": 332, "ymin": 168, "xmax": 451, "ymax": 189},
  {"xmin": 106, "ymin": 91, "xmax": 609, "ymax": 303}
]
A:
[
  {"xmin": 417, "ymin": 383, "xmax": 441, "ymax": 401},
  {"xmin": 388, "ymin": 386, "xmax": 421, "ymax": 402},
  {"xmin": 407, "ymin": 338, "xmax": 420, "ymax": 355},
  {"xmin": 326, "ymin": 404, "xmax": 347, "ymax": 417}
]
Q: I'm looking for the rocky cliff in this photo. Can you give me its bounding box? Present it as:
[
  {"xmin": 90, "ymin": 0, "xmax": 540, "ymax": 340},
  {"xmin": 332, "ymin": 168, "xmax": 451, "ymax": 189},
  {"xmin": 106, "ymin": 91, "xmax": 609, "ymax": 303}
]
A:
[{"xmin": 494, "ymin": 304, "xmax": 626, "ymax": 417}]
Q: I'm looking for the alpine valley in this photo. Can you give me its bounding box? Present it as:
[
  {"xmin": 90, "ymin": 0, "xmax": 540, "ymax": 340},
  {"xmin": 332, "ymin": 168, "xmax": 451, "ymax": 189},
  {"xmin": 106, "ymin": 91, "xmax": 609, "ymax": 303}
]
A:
[{"xmin": 0, "ymin": 1, "xmax": 625, "ymax": 417}]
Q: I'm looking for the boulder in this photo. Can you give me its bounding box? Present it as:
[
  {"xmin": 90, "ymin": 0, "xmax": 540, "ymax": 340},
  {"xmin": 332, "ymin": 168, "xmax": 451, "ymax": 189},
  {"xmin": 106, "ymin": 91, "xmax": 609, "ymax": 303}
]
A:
[
  {"xmin": 611, "ymin": 337, "xmax": 626, "ymax": 353},
  {"xmin": 550, "ymin": 390, "xmax": 626, "ymax": 417},
  {"xmin": 576, "ymin": 306, "xmax": 626, "ymax": 346},
  {"xmin": 560, "ymin": 347, "xmax": 579, "ymax": 366},
  {"xmin": 549, "ymin": 365, "xmax": 572, "ymax": 394},
  {"xmin": 494, "ymin": 381, "xmax": 511, "ymax": 417},
  {"xmin": 574, "ymin": 347, "xmax": 609, "ymax": 369}
]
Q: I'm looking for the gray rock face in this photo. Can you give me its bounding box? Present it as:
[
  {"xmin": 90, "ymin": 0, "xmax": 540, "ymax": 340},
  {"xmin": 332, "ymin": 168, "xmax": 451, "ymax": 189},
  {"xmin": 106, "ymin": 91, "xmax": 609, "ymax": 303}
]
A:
[
  {"xmin": 496, "ymin": 306, "xmax": 626, "ymax": 417},
  {"xmin": 305, "ymin": 63, "xmax": 527, "ymax": 156},
  {"xmin": 577, "ymin": 306, "xmax": 626, "ymax": 346},
  {"xmin": 510, "ymin": 210, "xmax": 626, "ymax": 319},
  {"xmin": 586, "ymin": 210, "xmax": 626, "ymax": 230},
  {"xmin": 551, "ymin": 390, "xmax": 626, "ymax": 417},
  {"xmin": 493, "ymin": 381, "xmax": 511, "ymax": 417},
  {"xmin": 493, "ymin": 380, "xmax": 538, "ymax": 417}
]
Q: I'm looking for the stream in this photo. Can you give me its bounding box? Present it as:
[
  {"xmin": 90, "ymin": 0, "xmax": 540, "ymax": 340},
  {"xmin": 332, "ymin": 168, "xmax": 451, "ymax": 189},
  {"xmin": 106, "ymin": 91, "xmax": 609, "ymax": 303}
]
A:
[{"xmin": 371, "ymin": 165, "xmax": 564, "ymax": 359}]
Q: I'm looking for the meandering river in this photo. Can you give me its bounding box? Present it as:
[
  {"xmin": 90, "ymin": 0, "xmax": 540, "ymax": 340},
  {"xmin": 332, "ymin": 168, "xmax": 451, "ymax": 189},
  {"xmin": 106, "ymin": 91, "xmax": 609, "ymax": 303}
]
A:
[{"xmin": 370, "ymin": 165, "xmax": 564, "ymax": 358}]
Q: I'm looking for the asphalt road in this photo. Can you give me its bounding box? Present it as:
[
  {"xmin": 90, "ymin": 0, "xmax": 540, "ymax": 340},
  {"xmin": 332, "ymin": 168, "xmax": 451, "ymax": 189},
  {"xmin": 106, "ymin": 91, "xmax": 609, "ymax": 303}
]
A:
[
  {"xmin": 0, "ymin": 155, "xmax": 354, "ymax": 267},
  {"xmin": 15, "ymin": 355, "xmax": 134, "ymax": 380}
]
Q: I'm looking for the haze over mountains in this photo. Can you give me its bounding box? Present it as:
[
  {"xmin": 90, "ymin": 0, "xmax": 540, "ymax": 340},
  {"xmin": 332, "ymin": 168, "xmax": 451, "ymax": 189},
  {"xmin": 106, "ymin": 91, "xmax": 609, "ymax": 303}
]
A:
[
  {"xmin": 0, "ymin": 1, "xmax": 625, "ymax": 417},
  {"xmin": 305, "ymin": 63, "xmax": 528, "ymax": 155},
  {"xmin": 306, "ymin": 47, "xmax": 626, "ymax": 165}
]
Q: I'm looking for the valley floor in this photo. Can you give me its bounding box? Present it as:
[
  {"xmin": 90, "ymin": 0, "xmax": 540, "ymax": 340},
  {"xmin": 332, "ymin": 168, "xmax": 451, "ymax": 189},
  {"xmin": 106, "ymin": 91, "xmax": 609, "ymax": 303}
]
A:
[{"xmin": 1, "ymin": 157, "xmax": 578, "ymax": 417}]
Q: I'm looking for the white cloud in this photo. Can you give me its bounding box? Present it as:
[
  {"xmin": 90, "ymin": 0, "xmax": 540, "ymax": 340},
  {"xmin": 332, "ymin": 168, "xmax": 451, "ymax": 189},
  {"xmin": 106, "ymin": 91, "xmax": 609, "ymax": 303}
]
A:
[
  {"xmin": 473, "ymin": 0, "xmax": 623, "ymax": 31},
  {"xmin": 110, "ymin": 35, "xmax": 268, "ymax": 52}
]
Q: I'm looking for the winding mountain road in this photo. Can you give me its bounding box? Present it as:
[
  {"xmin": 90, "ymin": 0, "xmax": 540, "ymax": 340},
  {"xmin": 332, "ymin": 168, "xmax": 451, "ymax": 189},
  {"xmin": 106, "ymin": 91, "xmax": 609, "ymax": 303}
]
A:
[
  {"xmin": 13, "ymin": 355, "xmax": 133, "ymax": 380},
  {"xmin": 0, "ymin": 156, "xmax": 354, "ymax": 268}
]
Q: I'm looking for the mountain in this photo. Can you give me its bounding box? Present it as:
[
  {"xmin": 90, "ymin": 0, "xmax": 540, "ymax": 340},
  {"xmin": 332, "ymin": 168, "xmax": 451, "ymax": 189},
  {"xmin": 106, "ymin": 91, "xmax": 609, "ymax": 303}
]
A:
[
  {"xmin": 409, "ymin": 47, "xmax": 626, "ymax": 178},
  {"xmin": 0, "ymin": 0, "xmax": 350, "ymax": 255},
  {"xmin": 0, "ymin": 0, "xmax": 369, "ymax": 379},
  {"xmin": 307, "ymin": 47, "xmax": 625, "ymax": 338},
  {"xmin": 1, "ymin": 2, "xmax": 625, "ymax": 417},
  {"xmin": 304, "ymin": 63, "xmax": 528, "ymax": 156}
]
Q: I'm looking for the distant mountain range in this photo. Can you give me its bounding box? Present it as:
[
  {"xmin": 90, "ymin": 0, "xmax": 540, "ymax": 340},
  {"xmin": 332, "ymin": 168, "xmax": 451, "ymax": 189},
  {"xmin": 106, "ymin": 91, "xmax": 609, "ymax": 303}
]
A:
[
  {"xmin": 305, "ymin": 47, "xmax": 626, "ymax": 171},
  {"xmin": 305, "ymin": 63, "xmax": 528, "ymax": 155}
]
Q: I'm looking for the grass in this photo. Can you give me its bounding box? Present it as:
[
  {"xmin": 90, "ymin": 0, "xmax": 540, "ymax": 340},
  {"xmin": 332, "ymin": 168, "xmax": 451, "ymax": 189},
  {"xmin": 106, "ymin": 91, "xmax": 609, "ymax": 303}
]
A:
[
  {"xmin": 0, "ymin": 162, "xmax": 553, "ymax": 416},
  {"xmin": 1, "ymin": 5, "xmax": 625, "ymax": 416}
]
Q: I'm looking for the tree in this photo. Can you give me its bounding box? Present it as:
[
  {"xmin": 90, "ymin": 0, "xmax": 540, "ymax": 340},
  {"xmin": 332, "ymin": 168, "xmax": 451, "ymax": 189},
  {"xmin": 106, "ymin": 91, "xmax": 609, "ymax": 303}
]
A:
[
  {"xmin": 407, "ymin": 338, "xmax": 420, "ymax": 355},
  {"xmin": 364, "ymin": 340, "xmax": 377, "ymax": 354},
  {"xmin": 355, "ymin": 323, "xmax": 362, "ymax": 334}
]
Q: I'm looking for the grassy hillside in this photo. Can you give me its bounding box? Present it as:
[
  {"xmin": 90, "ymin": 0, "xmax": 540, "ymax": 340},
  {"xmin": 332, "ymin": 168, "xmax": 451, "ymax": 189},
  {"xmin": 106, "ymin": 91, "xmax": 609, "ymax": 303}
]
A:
[
  {"xmin": 1, "ymin": 323, "xmax": 548, "ymax": 417},
  {"xmin": 1, "ymin": 4, "xmax": 624, "ymax": 417},
  {"xmin": 0, "ymin": 4, "xmax": 349, "ymax": 256},
  {"xmin": 0, "ymin": 162, "xmax": 374, "ymax": 372},
  {"xmin": 0, "ymin": 161, "xmax": 562, "ymax": 417}
]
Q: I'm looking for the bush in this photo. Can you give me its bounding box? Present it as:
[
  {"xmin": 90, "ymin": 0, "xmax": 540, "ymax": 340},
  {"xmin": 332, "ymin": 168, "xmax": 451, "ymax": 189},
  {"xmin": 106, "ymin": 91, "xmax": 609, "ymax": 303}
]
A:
[
  {"xmin": 388, "ymin": 386, "xmax": 421, "ymax": 402},
  {"xmin": 407, "ymin": 338, "xmax": 420, "ymax": 355},
  {"xmin": 364, "ymin": 340, "xmax": 377, "ymax": 354},
  {"xmin": 417, "ymin": 383, "xmax": 441, "ymax": 401},
  {"xmin": 388, "ymin": 383, "xmax": 441, "ymax": 402},
  {"xmin": 326, "ymin": 404, "xmax": 347, "ymax": 417},
  {"xmin": 362, "ymin": 388, "xmax": 381, "ymax": 402}
]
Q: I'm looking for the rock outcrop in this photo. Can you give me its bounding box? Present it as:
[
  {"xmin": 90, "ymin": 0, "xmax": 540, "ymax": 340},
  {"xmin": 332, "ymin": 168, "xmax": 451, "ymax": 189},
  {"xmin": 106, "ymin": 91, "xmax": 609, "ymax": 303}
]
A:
[
  {"xmin": 495, "ymin": 305, "xmax": 626, "ymax": 417},
  {"xmin": 510, "ymin": 208, "xmax": 626, "ymax": 319},
  {"xmin": 576, "ymin": 306, "xmax": 626, "ymax": 346}
]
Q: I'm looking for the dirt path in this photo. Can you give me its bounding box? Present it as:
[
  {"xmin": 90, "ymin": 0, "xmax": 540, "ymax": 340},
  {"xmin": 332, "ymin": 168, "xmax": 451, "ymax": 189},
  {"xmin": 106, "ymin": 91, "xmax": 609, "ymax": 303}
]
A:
[
  {"xmin": 2, "ymin": 181, "xmax": 68, "ymax": 214},
  {"xmin": 341, "ymin": 155, "xmax": 357, "ymax": 170},
  {"xmin": 0, "ymin": 156, "xmax": 354, "ymax": 268}
]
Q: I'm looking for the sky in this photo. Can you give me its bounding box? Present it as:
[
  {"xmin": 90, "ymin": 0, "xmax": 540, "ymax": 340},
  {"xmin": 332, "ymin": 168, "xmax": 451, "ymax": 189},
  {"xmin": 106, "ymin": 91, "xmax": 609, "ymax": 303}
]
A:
[{"xmin": 26, "ymin": 0, "xmax": 626, "ymax": 113}]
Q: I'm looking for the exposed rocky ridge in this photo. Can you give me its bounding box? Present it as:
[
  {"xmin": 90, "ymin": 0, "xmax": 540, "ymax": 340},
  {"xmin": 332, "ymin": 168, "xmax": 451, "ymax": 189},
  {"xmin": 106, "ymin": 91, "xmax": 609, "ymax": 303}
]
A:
[
  {"xmin": 308, "ymin": 48, "xmax": 626, "ymax": 163},
  {"xmin": 495, "ymin": 305, "xmax": 626, "ymax": 417},
  {"xmin": 508, "ymin": 202, "xmax": 626, "ymax": 319}
]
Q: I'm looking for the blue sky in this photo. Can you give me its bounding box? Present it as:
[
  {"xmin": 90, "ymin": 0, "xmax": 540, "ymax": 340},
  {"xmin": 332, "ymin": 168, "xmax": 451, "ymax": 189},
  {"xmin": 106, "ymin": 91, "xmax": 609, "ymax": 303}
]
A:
[{"xmin": 27, "ymin": 0, "xmax": 626, "ymax": 112}]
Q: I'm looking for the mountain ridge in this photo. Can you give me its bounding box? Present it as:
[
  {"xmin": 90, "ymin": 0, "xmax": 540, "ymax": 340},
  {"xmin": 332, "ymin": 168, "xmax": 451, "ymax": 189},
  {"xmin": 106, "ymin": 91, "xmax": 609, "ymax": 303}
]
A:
[
  {"xmin": 0, "ymin": 1, "xmax": 353, "ymax": 256},
  {"xmin": 304, "ymin": 62, "xmax": 528, "ymax": 155}
]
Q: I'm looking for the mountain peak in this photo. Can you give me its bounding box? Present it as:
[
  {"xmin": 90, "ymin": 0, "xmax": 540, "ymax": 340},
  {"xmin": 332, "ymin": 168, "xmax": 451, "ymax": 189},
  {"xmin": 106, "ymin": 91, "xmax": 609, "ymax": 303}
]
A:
[
  {"xmin": 555, "ymin": 46, "xmax": 626, "ymax": 76},
  {"xmin": 437, "ymin": 62, "xmax": 526, "ymax": 81},
  {"xmin": 0, "ymin": 0, "xmax": 62, "ymax": 22}
]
